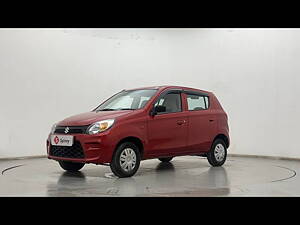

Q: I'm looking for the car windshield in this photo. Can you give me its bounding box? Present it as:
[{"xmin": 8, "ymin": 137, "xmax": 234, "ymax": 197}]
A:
[{"xmin": 95, "ymin": 89, "xmax": 158, "ymax": 111}]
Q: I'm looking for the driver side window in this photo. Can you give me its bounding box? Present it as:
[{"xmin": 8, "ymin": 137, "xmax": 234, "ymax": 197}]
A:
[{"xmin": 154, "ymin": 92, "xmax": 182, "ymax": 114}]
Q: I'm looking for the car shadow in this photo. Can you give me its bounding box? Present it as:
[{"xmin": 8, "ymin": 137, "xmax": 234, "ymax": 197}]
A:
[
  {"xmin": 57, "ymin": 171, "xmax": 86, "ymax": 184},
  {"xmin": 46, "ymin": 171, "xmax": 87, "ymax": 196},
  {"xmin": 155, "ymin": 162, "xmax": 175, "ymax": 171},
  {"xmin": 46, "ymin": 162, "xmax": 230, "ymax": 197}
]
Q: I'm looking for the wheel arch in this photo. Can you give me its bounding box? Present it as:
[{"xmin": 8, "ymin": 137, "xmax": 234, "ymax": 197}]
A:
[
  {"xmin": 213, "ymin": 134, "xmax": 230, "ymax": 148},
  {"xmin": 115, "ymin": 136, "xmax": 144, "ymax": 157}
]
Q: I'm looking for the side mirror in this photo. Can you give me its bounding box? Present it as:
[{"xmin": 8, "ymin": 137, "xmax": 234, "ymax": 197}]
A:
[{"xmin": 151, "ymin": 105, "xmax": 166, "ymax": 116}]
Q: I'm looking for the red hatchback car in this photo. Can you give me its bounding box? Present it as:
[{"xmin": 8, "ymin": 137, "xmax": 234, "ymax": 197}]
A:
[{"xmin": 47, "ymin": 86, "xmax": 229, "ymax": 178}]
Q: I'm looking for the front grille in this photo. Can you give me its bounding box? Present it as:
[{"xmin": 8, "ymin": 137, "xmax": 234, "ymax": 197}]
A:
[
  {"xmin": 54, "ymin": 125, "xmax": 89, "ymax": 134},
  {"xmin": 49, "ymin": 140, "xmax": 85, "ymax": 159}
]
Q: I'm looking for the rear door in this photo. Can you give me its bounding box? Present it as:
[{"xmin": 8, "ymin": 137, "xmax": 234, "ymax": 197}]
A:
[
  {"xmin": 185, "ymin": 92, "xmax": 217, "ymax": 152},
  {"xmin": 147, "ymin": 90, "xmax": 188, "ymax": 157}
]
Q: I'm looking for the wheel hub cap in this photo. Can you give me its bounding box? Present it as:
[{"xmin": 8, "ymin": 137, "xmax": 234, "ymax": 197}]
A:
[
  {"xmin": 120, "ymin": 148, "xmax": 136, "ymax": 172},
  {"xmin": 214, "ymin": 144, "xmax": 225, "ymax": 162}
]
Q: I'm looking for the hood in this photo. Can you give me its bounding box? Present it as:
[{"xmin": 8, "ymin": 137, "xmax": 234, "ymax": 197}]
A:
[{"xmin": 58, "ymin": 110, "xmax": 133, "ymax": 126}]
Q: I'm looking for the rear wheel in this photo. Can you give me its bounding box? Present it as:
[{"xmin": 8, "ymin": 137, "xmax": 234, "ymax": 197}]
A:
[
  {"xmin": 207, "ymin": 139, "xmax": 227, "ymax": 167},
  {"xmin": 110, "ymin": 142, "xmax": 141, "ymax": 178},
  {"xmin": 58, "ymin": 161, "xmax": 85, "ymax": 172},
  {"xmin": 158, "ymin": 157, "xmax": 173, "ymax": 163}
]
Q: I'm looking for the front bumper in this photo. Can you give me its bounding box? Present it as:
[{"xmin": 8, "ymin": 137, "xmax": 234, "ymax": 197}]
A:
[{"xmin": 47, "ymin": 132, "xmax": 115, "ymax": 164}]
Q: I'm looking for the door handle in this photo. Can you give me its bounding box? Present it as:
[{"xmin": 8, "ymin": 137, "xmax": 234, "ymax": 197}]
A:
[
  {"xmin": 209, "ymin": 119, "xmax": 214, "ymax": 122},
  {"xmin": 177, "ymin": 120, "xmax": 186, "ymax": 125}
]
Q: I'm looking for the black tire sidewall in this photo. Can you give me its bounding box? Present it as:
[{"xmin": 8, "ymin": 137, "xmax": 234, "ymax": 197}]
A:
[
  {"xmin": 207, "ymin": 139, "xmax": 227, "ymax": 166},
  {"xmin": 110, "ymin": 142, "xmax": 141, "ymax": 178}
]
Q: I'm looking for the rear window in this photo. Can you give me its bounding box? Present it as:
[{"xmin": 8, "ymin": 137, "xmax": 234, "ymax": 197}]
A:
[{"xmin": 186, "ymin": 94, "xmax": 209, "ymax": 110}]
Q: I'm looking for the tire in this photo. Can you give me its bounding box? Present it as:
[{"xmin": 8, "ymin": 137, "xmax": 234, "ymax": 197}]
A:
[
  {"xmin": 58, "ymin": 161, "xmax": 85, "ymax": 172},
  {"xmin": 110, "ymin": 142, "xmax": 141, "ymax": 178},
  {"xmin": 207, "ymin": 139, "xmax": 227, "ymax": 167},
  {"xmin": 158, "ymin": 157, "xmax": 173, "ymax": 163}
]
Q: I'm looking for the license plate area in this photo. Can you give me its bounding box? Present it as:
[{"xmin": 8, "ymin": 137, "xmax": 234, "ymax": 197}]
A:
[{"xmin": 50, "ymin": 135, "xmax": 74, "ymax": 146}]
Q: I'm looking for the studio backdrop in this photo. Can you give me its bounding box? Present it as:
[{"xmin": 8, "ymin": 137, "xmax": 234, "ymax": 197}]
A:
[{"xmin": 0, "ymin": 28, "xmax": 299, "ymax": 158}]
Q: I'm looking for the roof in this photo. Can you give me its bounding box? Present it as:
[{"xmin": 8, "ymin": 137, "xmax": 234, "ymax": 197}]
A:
[{"xmin": 125, "ymin": 85, "xmax": 211, "ymax": 94}]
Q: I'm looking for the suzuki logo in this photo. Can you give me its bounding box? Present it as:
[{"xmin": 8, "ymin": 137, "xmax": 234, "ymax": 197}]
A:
[
  {"xmin": 64, "ymin": 127, "xmax": 70, "ymax": 134},
  {"xmin": 54, "ymin": 136, "xmax": 59, "ymax": 144}
]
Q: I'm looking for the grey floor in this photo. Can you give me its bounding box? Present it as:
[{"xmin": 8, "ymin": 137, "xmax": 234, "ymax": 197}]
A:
[{"xmin": 0, "ymin": 155, "xmax": 299, "ymax": 196}]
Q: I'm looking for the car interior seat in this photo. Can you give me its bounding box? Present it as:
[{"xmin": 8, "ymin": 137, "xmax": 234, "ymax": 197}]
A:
[{"xmin": 162, "ymin": 94, "xmax": 180, "ymax": 112}]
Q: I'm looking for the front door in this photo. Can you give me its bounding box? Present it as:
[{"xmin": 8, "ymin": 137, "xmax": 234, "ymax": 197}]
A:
[{"xmin": 147, "ymin": 91, "xmax": 188, "ymax": 157}]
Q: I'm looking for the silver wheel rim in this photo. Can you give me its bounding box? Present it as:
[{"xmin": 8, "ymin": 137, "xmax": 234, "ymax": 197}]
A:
[
  {"xmin": 119, "ymin": 148, "xmax": 136, "ymax": 172},
  {"xmin": 214, "ymin": 143, "xmax": 225, "ymax": 162}
]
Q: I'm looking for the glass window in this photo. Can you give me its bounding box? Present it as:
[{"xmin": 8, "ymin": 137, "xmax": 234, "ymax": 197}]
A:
[
  {"xmin": 138, "ymin": 96, "xmax": 152, "ymax": 108},
  {"xmin": 187, "ymin": 94, "xmax": 208, "ymax": 110},
  {"xmin": 105, "ymin": 95, "xmax": 132, "ymax": 109},
  {"xmin": 95, "ymin": 89, "xmax": 157, "ymax": 111},
  {"xmin": 155, "ymin": 92, "xmax": 182, "ymax": 113}
]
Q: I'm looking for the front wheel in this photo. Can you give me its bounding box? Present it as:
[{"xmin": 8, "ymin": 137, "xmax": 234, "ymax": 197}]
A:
[
  {"xmin": 207, "ymin": 139, "xmax": 227, "ymax": 167},
  {"xmin": 110, "ymin": 142, "xmax": 141, "ymax": 178},
  {"xmin": 58, "ymin": 161, "xmax": 85, "ymax": 172}
]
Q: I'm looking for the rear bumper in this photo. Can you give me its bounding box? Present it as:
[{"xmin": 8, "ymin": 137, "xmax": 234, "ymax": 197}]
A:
[{"xmin": 47, "ymin": 132, "xmax": 115, "ymax": 164}]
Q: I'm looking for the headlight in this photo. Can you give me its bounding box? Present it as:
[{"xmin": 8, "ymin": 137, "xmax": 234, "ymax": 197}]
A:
[
  {"xmin": 51, "ymin": 123, "xmax": 57, "ymax": 134},
  {"xmin": 87, "ymin": 119, "xmax": 115, "ymax": 135}
]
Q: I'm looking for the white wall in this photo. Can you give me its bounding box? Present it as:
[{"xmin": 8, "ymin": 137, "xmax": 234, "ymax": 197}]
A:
[{"xmin": 0, "ymin": 28, "xmax": 299, "ymax": 158}]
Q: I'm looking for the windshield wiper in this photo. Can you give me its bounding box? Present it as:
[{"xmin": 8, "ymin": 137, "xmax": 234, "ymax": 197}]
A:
[
  {"xmin": 97, "ymin": 108, "xmax": 135, "ymax": 112},
  {"xmin": 97, "ymin": 108, "xmax": 116, "ymax": 111}
]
